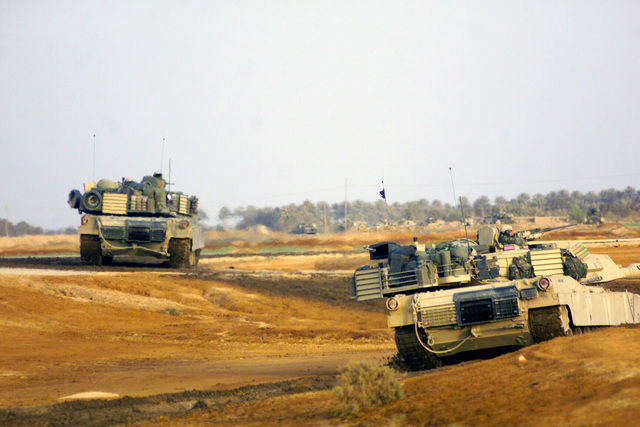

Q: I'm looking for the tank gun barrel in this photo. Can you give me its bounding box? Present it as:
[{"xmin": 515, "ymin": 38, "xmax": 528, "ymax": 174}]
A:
[
  {"xmin": 516, "ymin": 223, "xmax": 577, "ymax": 241},
  {"xmin": 620, "ymin": 263, "xmax": 640, "ymax": 280}
]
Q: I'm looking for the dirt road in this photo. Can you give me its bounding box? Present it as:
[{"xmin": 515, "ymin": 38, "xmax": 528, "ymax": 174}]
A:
[{"xmin": 0, "ymin": 263, "xmax": 392, "ymax": 410}]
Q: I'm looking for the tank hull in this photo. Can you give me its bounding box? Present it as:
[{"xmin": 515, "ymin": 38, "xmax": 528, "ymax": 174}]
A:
[
  {"xmin": 79, "ymin": 214, "xmax": 204, "ymax": 268},
  {"xmin": 388, "ymin": 276, "xmax": 640, "ymax": 369}
]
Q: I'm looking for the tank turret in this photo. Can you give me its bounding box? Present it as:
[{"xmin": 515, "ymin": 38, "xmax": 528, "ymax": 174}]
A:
[{"xmin": 68, "ymin": 175, "xmax": 199, "ymax": 218}]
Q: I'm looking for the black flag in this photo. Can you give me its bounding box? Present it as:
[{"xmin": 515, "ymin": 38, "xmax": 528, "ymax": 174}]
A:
[{"xmin": 379, "ymin": 188, "xmax": 386, "ymax": 200}]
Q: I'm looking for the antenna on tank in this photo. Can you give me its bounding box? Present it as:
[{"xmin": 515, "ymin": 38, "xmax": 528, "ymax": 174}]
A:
[
  {"xmin": 92, "ymin": 134, "xmax": 96, "ymax": 183},
  {"xmin": 458, "ymin": 196, "xmax": 470, "ymax": 246},
  {"xmin": 168, "ymin": 158, "xmax": 172, "ymax": 192},
  {"xmin": 449, "ymin": 167, "xmax": 458, "ymax": 213},
  {"xmin": 450, "ymin": 167, "xmax": 471, "ymax": 251},
  {"xmin": 161, "ymin": 138, "xmax": 165, "ymax": 174}
]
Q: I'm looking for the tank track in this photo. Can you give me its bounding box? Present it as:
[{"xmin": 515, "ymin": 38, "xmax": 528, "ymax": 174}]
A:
[
  {"xmin": 169, "ymin": 238, "xmax": 191, "ymax": 268},
  {"xmin": 80, "ymin": 235, "xmax": 103, "ymax": 266},
  {"xmin": 395, "ymin": 326, "xmax": 442, "ymax": 371},
  {"xmin": 528, "ymin": 305, "xmax": 573, "ymax": 342},
  {"xmin": 169, "ymin": 239, "xmax": 200, "ymax": 268}
]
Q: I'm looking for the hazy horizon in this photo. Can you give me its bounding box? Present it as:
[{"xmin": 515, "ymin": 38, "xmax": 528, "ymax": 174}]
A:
[{"xmin": 2, "ymin": 1, "xmax": 638, "ymax": 230}]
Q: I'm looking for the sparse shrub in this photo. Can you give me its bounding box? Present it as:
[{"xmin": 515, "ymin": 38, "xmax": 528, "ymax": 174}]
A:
[
  {"xmin": 205, "ymin": 288, "xmax": 238, "ymax": 311},
  {"xmin": 334, "ymin": 360, "xmax": 404, "ymax": 415},
  {"xmin": 164, "ymin": 307, "xmax": 180, "ymax": 316}
]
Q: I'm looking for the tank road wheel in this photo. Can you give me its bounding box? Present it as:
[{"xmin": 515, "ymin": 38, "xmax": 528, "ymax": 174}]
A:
[
  {"xmin": 528, "ymin": 306, "xmax": 573, "ymax": 343},
  {"xmin": 80, "ymin": 235, "xmax": 103, "ymax": 266},
  {"xmin": 395, "ymin": 326, "xmax": 443, "ymax": 371},
  {"xmin": 169, "ymin": 238, "xmax": 192, "ymax": 268}
]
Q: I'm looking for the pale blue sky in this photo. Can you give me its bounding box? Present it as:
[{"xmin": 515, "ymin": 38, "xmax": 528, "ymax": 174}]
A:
[{"xmin": 1, "ymin": 1, "xmax": 639, "ymax": 229}]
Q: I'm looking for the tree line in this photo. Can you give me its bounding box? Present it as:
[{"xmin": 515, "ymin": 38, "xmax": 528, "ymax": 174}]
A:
[
  {"xmin": 218, "ymin": 186, "xmax": 640, "ymax": 232},
  {"xmin": 2, "ymin": 186, "xmax": 638, "ymax": 237},
  {"xmin": 0, "ymin": 219, "xmax": 76, "ymax": 237}
]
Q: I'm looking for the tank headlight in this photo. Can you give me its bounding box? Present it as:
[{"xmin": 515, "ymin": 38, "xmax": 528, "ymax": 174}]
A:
[
  {"xmin": 537, "ymin": 277, "xmax": 551, "ymax": 292},
  {"xmin": 81, "ymin": 215, "xmax": 89, "ymax": 225},
  {"xmin": 386, "ymin": 297, "xmax": 399, "ymax": 311},
  {"xmin": 179, "ymin": 220, "xmax": 189, "ymax": 229}
]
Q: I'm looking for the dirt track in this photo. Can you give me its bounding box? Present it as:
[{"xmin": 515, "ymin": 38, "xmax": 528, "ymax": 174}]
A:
[
  {"xmin": 0, "ymin": 265, "xmax": 391, "ymax": 402},
  {"xmin": 2, "ymin": 228, "xmax": 640, "ymax": 425},
  {"xmin": 0, "ymin": 256, "xmax": 397, "ymax": 425}
]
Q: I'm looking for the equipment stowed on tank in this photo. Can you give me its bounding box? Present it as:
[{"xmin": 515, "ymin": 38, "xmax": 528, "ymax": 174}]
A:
[
  {"xmin": 68, "ymin": 173, "xmax": 204, "ymax": 268},
  {"xmin": 349, "ymin": 224, "xmax": 640, "ymax": 370}
]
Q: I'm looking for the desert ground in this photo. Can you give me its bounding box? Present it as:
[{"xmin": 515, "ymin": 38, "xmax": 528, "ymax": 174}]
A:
[{"xmin": 1, "ymin": 222, "xmax": 640, "ymax": 426}]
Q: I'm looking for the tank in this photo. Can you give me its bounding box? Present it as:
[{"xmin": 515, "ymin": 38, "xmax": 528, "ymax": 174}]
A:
[
  {"xmin": 68, "ymin": 173, "xmax": 204, "ymax": 268},
  {"xmin": 585, "ymin": 207, "xmax": 605, "ymax": 225},
  {"xmin": 350, "ymin": 225, "xmax": 640, "ymax": 370},
  {"xmin": 290, "ymin": 223, "xmax": 318, "ymax": 234}
]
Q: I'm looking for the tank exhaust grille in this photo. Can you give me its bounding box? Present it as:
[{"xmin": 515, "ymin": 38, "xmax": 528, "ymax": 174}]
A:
[
  {"xmin": 460, "ymin": 299, "xmax": 494, "ymax": 324},
  {"xmin": 454, "ymin": 285, "xmax": 520, "ymax": 326},
  {"xmin": 150, "ymin": 229, "xmax": 166, "ymax": 242},
  {"xmin": 419, "ymin": 304, "xmax": 457, "ymax": 328},
  {"xmin": 102, "ymin": 226, "xmax": 125, "ymax": 240},
  {"xmin": 128, "ymin": 227, "xmax": 151, "ymax": 242}
]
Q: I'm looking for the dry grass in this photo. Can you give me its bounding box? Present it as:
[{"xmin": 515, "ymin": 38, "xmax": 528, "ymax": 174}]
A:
[
  {"xmin": 0, "ymin": 235, "xmax": 78, "ymax": 256},
  {"xmin": 313, "ymin": 253, "xmax": 369, "ymax": 271},
  {"xmin": 204, "ymin": 230, "xmax": 467, "ymax": 254}
]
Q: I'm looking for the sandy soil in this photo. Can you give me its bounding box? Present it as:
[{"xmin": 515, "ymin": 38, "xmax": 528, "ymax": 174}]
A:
[
  {"xmin": 0, "ymin": 270, "xmax": 391, "ymax": 408},
  {"xmin": 1, "ymin": 225, "xmax": 640, "ymax": 426}
]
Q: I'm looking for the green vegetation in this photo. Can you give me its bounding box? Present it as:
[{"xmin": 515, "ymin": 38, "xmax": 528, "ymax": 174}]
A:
[
  {"xmin": 163, "ymin": 307, "xmax": 180, "ymax": 316},
  {"xmin": 333, "ymin": 360, "xmax": 404, "ymax": 415},
  {"xmin": 0, "ymin": 218, "xmax": 76, "ymax": 237},
  {"xmin": 568, "ymin": 204, "xmax": 587, "ymax": 223}
]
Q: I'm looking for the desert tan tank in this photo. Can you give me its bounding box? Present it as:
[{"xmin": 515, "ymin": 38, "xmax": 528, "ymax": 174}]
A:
[
  {"xmin": 68, "ymin": 173, "xmax": 204, "ymax": 268},
  {"xmin": 350, "ymin": 226, "xmax": 640, "ymax": 370}
]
